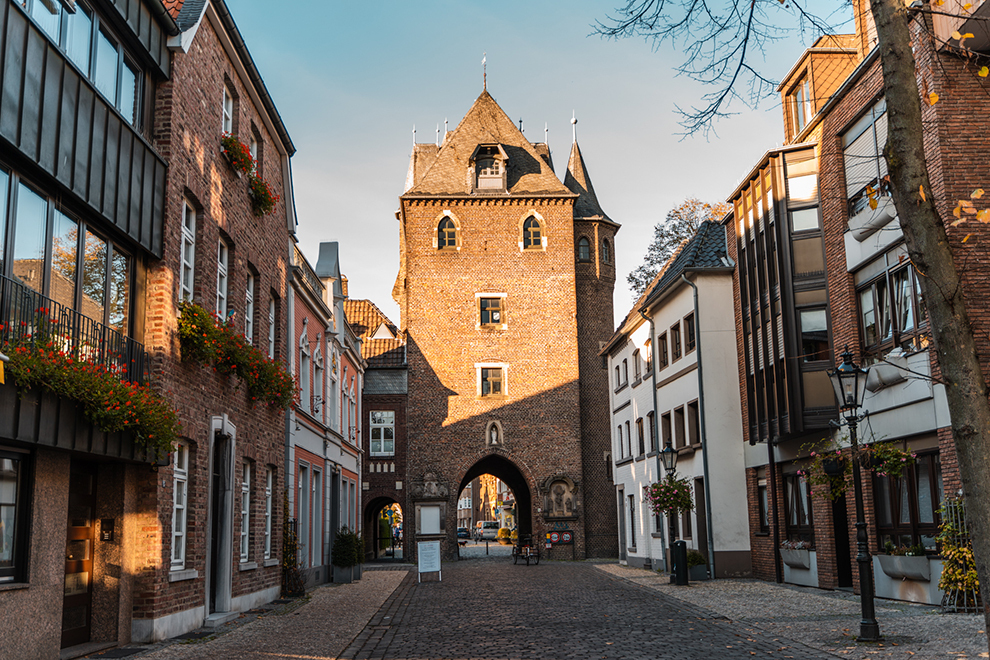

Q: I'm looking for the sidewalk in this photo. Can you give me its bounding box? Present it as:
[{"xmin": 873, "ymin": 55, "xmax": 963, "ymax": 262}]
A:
[
  {"xmin": 85, "ymin": 568, "xmax": 407, "ymax": 660},
  {"xmin": 595, "ymin": 563, "xmax": 987, "ymax": 660}
]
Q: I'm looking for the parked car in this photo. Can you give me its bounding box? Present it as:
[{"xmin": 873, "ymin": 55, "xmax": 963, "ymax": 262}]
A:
[
  {"xmin": 475, "ymin": 520, "xmax": 500, "ymax": 541},
  {"xmin": 457, "ymin": 527, "xmax": 470, "ymax": 539}
]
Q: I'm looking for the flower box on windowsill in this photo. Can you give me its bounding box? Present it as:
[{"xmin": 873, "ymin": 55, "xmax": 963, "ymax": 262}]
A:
[
  {"xmin": 220, "ymin": 146, "xmax": 245, "ymax": 179},
  {"xmin": 780, "ymin": 548, "xmax": 812, "ymax": 570},
  {"xmin": 877, "ymin": 554, "xmax": 930, "ymax": 581}
]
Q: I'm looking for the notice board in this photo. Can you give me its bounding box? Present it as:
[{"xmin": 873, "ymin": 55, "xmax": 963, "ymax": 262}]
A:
[{"xmin": 417, "ymin": 540, "xmax": 441, "ymax": 582}]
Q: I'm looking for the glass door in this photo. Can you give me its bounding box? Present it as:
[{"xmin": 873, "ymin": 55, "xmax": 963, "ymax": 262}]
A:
[{"xmin": 62, "ymin": 462, "xmax": 97, "ymax": 648}]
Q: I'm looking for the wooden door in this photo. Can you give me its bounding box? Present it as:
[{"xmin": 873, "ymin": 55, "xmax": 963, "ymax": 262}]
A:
[{"xmin": 62, "ymin": 462, "xmax": 97, "ymax": 648}]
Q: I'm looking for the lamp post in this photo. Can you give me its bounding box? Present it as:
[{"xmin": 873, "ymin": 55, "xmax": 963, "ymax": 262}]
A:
[
  {"xmin": 827, "ymin": 346, "xmax": 881, "ymax": 642},
  {"xmin": 659, "ymin": 441, "xmax": 678, "ymax": 577}
]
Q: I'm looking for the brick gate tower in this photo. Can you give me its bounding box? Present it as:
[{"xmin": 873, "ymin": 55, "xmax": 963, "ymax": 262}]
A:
[{"xmin": 393, "ymin": 89, "xmax": 618, "ymax": 559}]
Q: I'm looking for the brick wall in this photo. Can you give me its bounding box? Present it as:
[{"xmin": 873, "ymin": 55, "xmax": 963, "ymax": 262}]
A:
[
  {"xmin": 399, "ymin": 196, "xmax": 589, "ymax": 559},
  {"xmin": 137, "ymin": 16, "xmax": 290, "ymax": 622}
]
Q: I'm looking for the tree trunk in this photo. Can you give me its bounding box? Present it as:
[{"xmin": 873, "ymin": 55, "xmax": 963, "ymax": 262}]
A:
[{"xmin": 870, "ymin": 0, "xmax": 990, "ymax": 637}]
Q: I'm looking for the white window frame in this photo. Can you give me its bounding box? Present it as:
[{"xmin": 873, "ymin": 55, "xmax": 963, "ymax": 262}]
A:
[
  {"xmin": 180, "ymin": 201, "xmax": 196, "ymax": 303},
  {"xmin": 370, "ymin": 410, "xmax": 395, "ymax": 457},
  {"xmin": 268, "ymin": 299, "xmax": 276, "ymax": 359},
  {"xmin": 299, "ymin": 324, "xmax": 311, "ymax": 412},
  {"xmin": 171, "ymin": 442, "xmax": 189, "ymax": 570},
  {"xmin": 240, "ymin": 461, "xmax": 251, "ymax": 562},
  {"xmin": 475, "ymin": 292, "xmax": 507, "ymax": 330},
  {"xmin": 264, "ymin": 467, "xmax": 273, "ymax": 560},
  {"xmin": 245, "ymin": 274, "xmax": 255, "ymax": 343},
  {"xmin": 216, "ymin": 239, "xmax": 229, "ymax": 318},
  {"xmin": 222, "ymin": 85, "xmax": 233, "ymax": 133}
]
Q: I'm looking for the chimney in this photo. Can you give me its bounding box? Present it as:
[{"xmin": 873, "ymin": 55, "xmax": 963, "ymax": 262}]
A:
[{"xmin": 341, "ymin": 275, "xmax": 348, "ymax": 299}]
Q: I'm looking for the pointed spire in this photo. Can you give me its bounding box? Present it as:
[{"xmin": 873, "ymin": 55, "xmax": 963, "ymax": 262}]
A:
[{"xmin": 564, "ymin": 138, "xmax": 611, "ymax": 222}]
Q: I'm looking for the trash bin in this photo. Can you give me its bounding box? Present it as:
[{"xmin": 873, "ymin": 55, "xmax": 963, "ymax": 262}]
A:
[{"xmin": 672, "ymin": 540, "xmax": 689, "ymax": 586}]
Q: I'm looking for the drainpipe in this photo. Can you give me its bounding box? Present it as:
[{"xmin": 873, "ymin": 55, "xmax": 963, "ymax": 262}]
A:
[
  {"xmin": 638, "ymin": 308, "xmax": 666, "ymax": 572},
  {"xmin": 680, "ymin": 274, "xmax": 717, "ymax": 580}
]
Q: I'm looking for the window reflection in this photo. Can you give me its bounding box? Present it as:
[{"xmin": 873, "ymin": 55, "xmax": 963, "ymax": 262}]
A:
[
  {"xmin": 120, "ymin": 61, "xmax": 138, "ymax": 125},
  {"xmin": 65, "ymin": 5, "xmax": 92, "ymax": 74},
  {"xmin": 94, "ymin": 29, "xmax": 118, "ymax": 104},
  {"xmin": 108, "ymin": 247, "xmax": 130, "ymax": 333},
  {"xmin": 28, "ymin": 0, "xmax": 61, "ymax": 42},
  {"xmin": 82, "ymin": 231, "xmax": 107, "ymax": 322},
  {"xmin": 13, "ymin": 183, "xmax": 48, "ymax": 292},
  {"xmin": 0, "ymin": 169, "xmax": 8, "ymax": 271},
  {"xmin": 50, "ymin": 211, "xmax": 79, "ymax": 310}
]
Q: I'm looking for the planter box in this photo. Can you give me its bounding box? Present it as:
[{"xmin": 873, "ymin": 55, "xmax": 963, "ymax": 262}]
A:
[
  {"xmin": 780, "ymin": 548, "xmax": 812, "ymax": 569},
  {"xmin": 332, "ymin": 565, "xmax": 353, "ymax": 584},
  {"xmin": 689, "ymin": 565, "xmax": 709, "ymax": 581},
  {"xmin": 878, "ymin": 555, "xmax": 930, "ymax": 581}
]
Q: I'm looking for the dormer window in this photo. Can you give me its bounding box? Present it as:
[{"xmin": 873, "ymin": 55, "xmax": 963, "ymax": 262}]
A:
[
  {"xmin": 788, "ymin": 75, "xmax": 812, "ymax": 136},
  {"xmin": 472, "ymin": 144, "xmax": 507, "ymax": 192}
]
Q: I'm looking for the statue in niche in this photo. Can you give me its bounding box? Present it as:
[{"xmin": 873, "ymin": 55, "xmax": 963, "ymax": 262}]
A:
[
  {"xmin": 548, "ymin": 480, "xmax": 575, "ymax": 517},
  {"xmin": 488, "ymin": 423, "xmax": 500, "ymax": 446}
]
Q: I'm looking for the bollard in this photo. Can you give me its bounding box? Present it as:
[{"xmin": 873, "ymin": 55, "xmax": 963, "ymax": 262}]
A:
[
  {"xmin": 672, "ymin": 540, "xmax": 689, "ymax": 586},
  {"xmin": 486, "ymin": 539, "xmax": 489, "ymax": 555}
]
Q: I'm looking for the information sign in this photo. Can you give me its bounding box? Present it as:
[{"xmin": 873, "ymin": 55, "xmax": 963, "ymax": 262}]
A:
[{"xmin": 417, "ymin": 540, "xmax": 442, "ymax": 583}]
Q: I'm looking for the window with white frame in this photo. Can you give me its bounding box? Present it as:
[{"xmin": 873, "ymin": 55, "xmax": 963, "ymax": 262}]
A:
[
  {"xmin": 478, "ymin": 365, "xmax": 504, "ymax": 397},
  {"xmin": 180, "ymin": 201, "xmax": 196, "ymax": 302},
  {"xmin": 371, "ymin": 411, "xmax": 395, "ymax": 456},
  {"xmin": 300, "ymin": 330, "xmax": 311, "ymax": 413},
  {"xmin": 245, "ymin": 274, "xmax": 255, "ymax": 343},
  {"xmin": 264, "ymin": 467, "xmax": 273, "ymax": 560},
  {"xmin": 216, "ymin": 239, "xmax": 229, "ymax": 318},
  {"xmin": 240, "ymin": 461, "xmax": 251, "ymax": 562},
  {"xmin": 222, "ymin": 85, "xmax": 234, "ymax": 133},
  {"xmin": 616, "ymin": 425, "xmax": 624, "ymax": 459},
  {"xmin": 171, "ymin": 442, "xmax": 189, "ymax": 570},
  {"xmin": 314, "ymin": 341, "xmax": 324, "ymax": 416},
  {"xmin": 268, "ymin": 298, "xmax": 276, "ymax": 359}
]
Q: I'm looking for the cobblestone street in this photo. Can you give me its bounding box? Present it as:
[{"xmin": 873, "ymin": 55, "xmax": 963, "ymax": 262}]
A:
[{"xmin": 95, "ymin": 559, "xmax": 987, "ymax": 660}]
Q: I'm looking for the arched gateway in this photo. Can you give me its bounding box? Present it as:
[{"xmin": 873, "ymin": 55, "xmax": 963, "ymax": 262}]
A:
[{"xmin": 393, "ymin": 88, "xmax": 619, "ymax": 561}]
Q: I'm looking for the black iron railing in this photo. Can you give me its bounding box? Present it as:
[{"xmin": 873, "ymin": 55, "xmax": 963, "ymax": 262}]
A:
[{"xmin": 0, "ymin": 274, "xmax": 148, "ymax": 384}]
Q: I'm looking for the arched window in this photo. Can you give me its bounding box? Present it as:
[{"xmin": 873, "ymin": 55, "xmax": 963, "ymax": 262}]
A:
[
  {"xmin": 577, "ymin": 237, "xmax": 591, "ymax": 262},
  {"xmin": 523, "ymin": 217, "xmax": 542, "ymax": 249},
  {"xmin": 602, "ymin": 238, "xmax": 611, "ymax": 264},
  {"xmin": 438, "ymin": 218, "xmax": 458, "ymax": 249}
]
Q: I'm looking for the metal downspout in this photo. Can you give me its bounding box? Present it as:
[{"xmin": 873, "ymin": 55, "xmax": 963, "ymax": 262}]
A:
[
  {"xmin": 680, "ymin": 274, "xmax": 717, "ymax": 580},
  {"xmin": 638, "ymin": 308, "xmax": 666, "ymax": 571}
]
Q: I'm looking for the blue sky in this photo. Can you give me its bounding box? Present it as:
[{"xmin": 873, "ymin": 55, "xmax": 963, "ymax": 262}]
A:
[{"xmin": 232, "ymin": 1, "xmax": 851, "ymax": 325}]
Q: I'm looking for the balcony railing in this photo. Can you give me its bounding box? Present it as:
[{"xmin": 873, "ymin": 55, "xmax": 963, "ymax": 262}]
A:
[{"xmin": 0, "ymin": 274, "xmax": 147, "ymax": 384}]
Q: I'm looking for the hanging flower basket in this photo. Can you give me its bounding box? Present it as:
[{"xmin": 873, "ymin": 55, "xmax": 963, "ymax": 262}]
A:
[
  {"xmin": 798, "ymin": 442, "xmax": 851, "ymax": 502},
  {"xmin": 646, "ymin": 475, "xmax": 694, "ymax": 515},
  {"xmin": 862, "ymin": 442, "xmax": 916, "ymax": 479},
  {"xmin": 248, "ymin": 173, "xmax": 280, "ymax": 216},
  {"xmin": 220, "ymin": 132, "xmax": 254, "ymax": 176}
]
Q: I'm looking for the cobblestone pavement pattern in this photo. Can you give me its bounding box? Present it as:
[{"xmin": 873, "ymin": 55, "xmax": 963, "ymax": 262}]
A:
[
  {"xmin": 596, "ymin": 563, "xmax": 987, "ymax": 660},
  {"xmin": 339, "ymin": 560, "xmax": 837, "ymax": 660}
]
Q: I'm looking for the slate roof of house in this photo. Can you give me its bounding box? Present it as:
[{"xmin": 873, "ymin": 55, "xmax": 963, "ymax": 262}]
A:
[
  {"xmin": 403, "ymin": 90, "xmax": 574, "ymax": 197},
  {"xmin": 600, "ymin": 220, "xmax": 732, "ymax": 355},
  {"xmin": 564, "ymin": 141, "xmax": 616, "ymax": 226},
  {"xmin": 173, "ymin": 0, "xmax": 207, "ymax": 30},
  {"xmin": 343, "ymin": 299, "xmax": 406, "ymax": 368}
]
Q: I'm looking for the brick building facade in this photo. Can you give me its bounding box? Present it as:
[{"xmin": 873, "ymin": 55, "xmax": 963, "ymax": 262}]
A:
[{"xmin": 394, "ymin": 89, "xmax": 618, "ymax": 560}]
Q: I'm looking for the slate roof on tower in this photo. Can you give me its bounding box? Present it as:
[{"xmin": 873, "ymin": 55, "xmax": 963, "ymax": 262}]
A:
[
  {"xmin": 403, "ymin": 91, "xmax": 574, "ymax": 197},
  {"xmin": 564, "ymin": 141, "xmax": 617, "ymax": 227}
]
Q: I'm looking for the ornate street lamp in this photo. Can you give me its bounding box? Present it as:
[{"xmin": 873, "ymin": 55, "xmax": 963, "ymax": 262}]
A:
[
  {"xmin": 659, "ymin": 441, "xmax": 678, "ymax": 576},
  {"xmin": 827, "ymin": 346, "xmax": 881, "ymax": 642}
]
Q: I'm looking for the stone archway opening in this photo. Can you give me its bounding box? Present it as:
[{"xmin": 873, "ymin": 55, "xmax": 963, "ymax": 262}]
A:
[
  {"xmin": 363, "ymin": 497, "xmax": 403, "ymax": 561},
  {"xmin": 457, "ymin": 454, "xmax": 532, "ymax": 548}
]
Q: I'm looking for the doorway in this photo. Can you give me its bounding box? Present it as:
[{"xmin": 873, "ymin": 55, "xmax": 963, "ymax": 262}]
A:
[
  {"xmin": 62, "ymin": 461, "xmax": 97, "ymax": 649},
  {"xmin": 695, "ymin": 478, "xmax": 709, "ymax": 564},
  {"xmin": 617, "ymin": 489, "xmax": 627, "ymax": 561},
  {"xmin": 832, "ymin": 494, "xmax": 853, "ymax": 588},
  {"xmin": 209, "ymin": 431, "xmax": 233, "ymax": 614}
]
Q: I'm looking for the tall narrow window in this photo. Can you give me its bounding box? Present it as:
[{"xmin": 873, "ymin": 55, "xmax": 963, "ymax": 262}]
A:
[
  {"xmin": 647, "ymin": 412, "xmax": 656, "ymax": 453},
  {"xmin": 264, "ymin": 468, "xmax": 273, "ymax": 560},
  {"xmin": 245, "ymin": 274, "xmax": 255, "ymax": 343},
  {"xmin": 94, "ymin": 28, "xmax": 118, "ymax": 105},
  {"xmin": 50, "ymin": 210, "xmax": 79, "ymax": 310},
  {"xmin": 240, "ymin": 461, "xmax": 251, "ymax": 562},
  {"xmin": 789, "ymin": 76, "xmax": 812, "ymax": 136},
  {"xmin": 0, "ymin": 450, "xmax": 28, "ymax": 583},
  {"xmin": 633, "ymin": 350, "xmax": 641, "ymax": 380},
  {"xmin": 671, "ymin": 323, "xmax": 682, "ymax": 361},
  {"xmin": 108, "ymin": 247, "xmax": 130, "ymax": 335},
  {"xmin": 684, "ymin": 313, "xmax": 696, "ymax": 353},
  {"xmin": 625, "ymin": 420, "xmax": 632, "ymax": 457},
  {"xmin": 180, "ymin": 201, "xmax": 196, "ymax": 303},
  {"xmin": 171, "ymin": 443, "xmax": 189, "ymax": 570},
  {"xmin": 577, "ymin": 237, "xmax": 591, "ymax": 262},
  {"xmin": 602, "ymin": 239, "xmax": 611, "ymax": 264},
  {"xmin": 523, "ymin": 217, "xmax": 542, "ymax": 249},
  {"xmin": 268, "ymin": 299, "xmax": 276, "ymax": 358},
  {"xmin": 644, "ymin": 339, "xmax": 653, "ymax": 372},
  {"xmin": 628, "ymin": 494, "xmax": 636, "ymax": 547},
  {"xmin": 222, "ymin": 85, "xmax": 234, "ymax": 133},
  {"xmin": 757, "ymin": 470, "xmax": 769, "ymax": 533},
  {"xmin": 438, "ymin": 218, "xmax": 458, "ymax": 249},
  {"xmin": 659, "ymin": 333, "xmax": 669, "ymax": 368},
  {"xmin": 216, "ymin": 240, "xmax": 229, "ymax": 318},
  {"xmin": 636, "ymin": 418, "xmax": 645, "ymax": 456},
  {"xmin": 616, "ymin": 425, "xmax": 624, "ymax": 458},
  {"xmin": 371, "ymin": 411, "xmax": 396, "ymax": 456}
]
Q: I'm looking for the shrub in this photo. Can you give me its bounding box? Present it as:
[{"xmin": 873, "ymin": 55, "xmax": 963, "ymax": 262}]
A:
[
  {"xmin": 686, "ymin": 549, "xmax": 706, "ymax": 567},
  {"xmin": 332, "ymin": 526, "xmax": 359, "ymax": 568},
  {"xmin": 497, "ymin": 527, "xmax": 511, "ymax": 539}
]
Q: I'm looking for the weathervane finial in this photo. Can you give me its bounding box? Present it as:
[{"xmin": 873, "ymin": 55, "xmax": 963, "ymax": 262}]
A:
[
  {"xmin": 571, "ymin": 111, "xmax": 578, "ymax": 143},
  {"xmin": 482, "ymin": 52, "xmax": 487, "ymax": 90}
]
